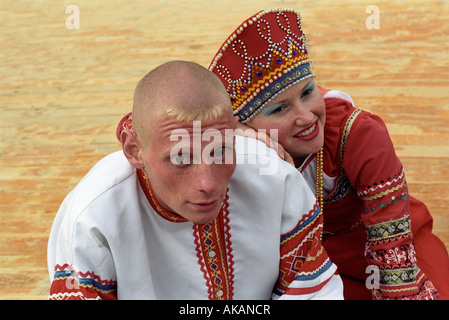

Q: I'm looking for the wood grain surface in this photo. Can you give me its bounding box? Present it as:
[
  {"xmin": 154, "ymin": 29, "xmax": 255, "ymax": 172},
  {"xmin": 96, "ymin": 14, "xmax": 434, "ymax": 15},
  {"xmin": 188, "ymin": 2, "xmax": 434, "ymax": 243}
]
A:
[{"xmin": 1, "ymin": 0, "xmax": 448, "ymax": 299}]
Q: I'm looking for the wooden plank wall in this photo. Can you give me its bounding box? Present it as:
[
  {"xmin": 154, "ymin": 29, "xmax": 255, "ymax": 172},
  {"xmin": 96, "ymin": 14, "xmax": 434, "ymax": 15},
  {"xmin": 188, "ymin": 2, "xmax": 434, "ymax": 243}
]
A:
[{"xmin": 1, "ymin": 0, "xmax": 448, "ymax": 299}]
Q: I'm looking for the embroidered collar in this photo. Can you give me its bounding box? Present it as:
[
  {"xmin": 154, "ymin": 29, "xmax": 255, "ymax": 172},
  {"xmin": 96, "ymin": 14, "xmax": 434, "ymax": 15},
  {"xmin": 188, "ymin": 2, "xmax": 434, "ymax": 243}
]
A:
[
  {"xmin": 137, "ymin": 167, "xmax": 189, "ymax": 223},
  {"xmin": 119, "ymin": 113, "xmax": 228, "ymax": 225},
  {"xmin": 137, "ymin": 166, "xmax": 235, "ymax": 299}
]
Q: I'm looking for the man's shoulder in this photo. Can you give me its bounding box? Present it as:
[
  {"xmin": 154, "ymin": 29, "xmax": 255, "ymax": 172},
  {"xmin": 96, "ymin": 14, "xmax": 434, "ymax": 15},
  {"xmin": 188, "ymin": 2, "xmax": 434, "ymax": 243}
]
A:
[
  {"xmin": 233, "ymin": 135, "xmax": 300, "ymax": 179},
  {"xmin": 77, "ymin": 151, "xmax": 135, "ymax": 190},
  {"xmin": 234, "ymin": 135, "xmax": 279, "ymax": 159},
  {"xmin": 230, "ymin": 137, "xmax": 318, "ymax": 235},
  {"xmin": 61, "ymin": 151, "xmax": 137, "ymax": 218}
]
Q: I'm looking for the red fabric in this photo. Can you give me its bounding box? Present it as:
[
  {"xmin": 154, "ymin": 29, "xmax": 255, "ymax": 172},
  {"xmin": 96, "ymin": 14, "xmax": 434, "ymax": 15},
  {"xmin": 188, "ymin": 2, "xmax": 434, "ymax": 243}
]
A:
[
  {"xmin": 49, "ymin": 264, "xmax": 117, "ymax": 300},
  {"xmin": 321, "ymin": 93, "xmax": 449, "ymax": 299},
  {"xmin": 208, "ymin": 9, "xmax": 313, "ymax": 123}
]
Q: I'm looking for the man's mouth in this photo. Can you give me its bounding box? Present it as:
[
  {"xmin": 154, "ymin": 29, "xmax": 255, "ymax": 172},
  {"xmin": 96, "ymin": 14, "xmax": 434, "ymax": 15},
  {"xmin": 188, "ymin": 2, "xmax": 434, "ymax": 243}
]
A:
[{"xmin": 189, "ymin": 199, "xmax": 220, "ymax": 211}]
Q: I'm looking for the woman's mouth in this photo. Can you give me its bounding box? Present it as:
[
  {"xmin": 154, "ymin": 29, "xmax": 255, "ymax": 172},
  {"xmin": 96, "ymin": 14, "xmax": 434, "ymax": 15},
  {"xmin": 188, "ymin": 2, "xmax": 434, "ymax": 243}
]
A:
[{"xmin": 294, "ymin": 121, "xmax": 319, "ymax": 141}]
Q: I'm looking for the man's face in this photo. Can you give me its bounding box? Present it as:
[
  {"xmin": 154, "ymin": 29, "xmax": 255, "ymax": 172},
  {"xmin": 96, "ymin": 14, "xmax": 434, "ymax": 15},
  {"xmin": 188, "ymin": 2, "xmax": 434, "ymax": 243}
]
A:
[{"xmin": 138, "ymin": 112, "xmax": 236, "ymax": 225}]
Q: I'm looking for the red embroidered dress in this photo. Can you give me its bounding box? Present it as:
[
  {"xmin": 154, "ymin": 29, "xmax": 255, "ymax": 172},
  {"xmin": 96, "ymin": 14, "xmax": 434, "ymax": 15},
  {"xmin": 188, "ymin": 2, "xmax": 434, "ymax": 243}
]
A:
[{"xmin": 306, "ymin": 88, "xmax": 449, "ymax": 299}]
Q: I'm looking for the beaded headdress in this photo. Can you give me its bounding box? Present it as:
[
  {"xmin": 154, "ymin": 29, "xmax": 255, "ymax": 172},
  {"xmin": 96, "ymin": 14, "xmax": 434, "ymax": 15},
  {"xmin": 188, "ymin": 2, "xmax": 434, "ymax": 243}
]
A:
[{"xmin": 209, "ymin": 8, "xmax": 314, "ymax": 123}]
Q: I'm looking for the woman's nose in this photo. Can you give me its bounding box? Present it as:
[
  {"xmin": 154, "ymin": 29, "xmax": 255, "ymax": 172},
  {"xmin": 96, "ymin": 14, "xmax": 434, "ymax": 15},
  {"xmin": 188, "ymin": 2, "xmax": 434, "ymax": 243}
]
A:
[{"xmin": 292, "ymin": 101, "xmax": 315, "ymax": 126}]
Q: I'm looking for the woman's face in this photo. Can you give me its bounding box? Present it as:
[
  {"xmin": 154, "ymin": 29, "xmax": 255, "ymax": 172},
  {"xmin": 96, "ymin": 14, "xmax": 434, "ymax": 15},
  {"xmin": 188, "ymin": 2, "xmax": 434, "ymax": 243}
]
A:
[{"xmin": 247, "ymin": 78, "xmax": 326, "ymax": 167}]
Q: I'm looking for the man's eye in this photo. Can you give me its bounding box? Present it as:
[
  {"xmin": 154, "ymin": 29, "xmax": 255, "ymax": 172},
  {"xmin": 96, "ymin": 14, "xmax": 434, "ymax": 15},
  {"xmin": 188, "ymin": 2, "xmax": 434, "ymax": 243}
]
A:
[
  {"xmin": 171, "ymin": 154, "xmax": 190, "ymax": 165},
  {"xmin": 175, "ymin": 156, "xmax": 185, "ymax": 164},
  {"xmin": 214, "ymin": 148, "xmax": 225, "ymax": 157}
]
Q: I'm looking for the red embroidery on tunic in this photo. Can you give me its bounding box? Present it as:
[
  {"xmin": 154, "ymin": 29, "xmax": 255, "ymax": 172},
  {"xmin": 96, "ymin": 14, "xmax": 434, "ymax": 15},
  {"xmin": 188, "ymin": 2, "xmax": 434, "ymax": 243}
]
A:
[
  {"xmin": 137, "ymin": 168, "xmax": 188, "ymax": 223},
  {"xmin": 49, "ymin": 264, "xmax": 117, "ymax": 300},
  {"xmin": 137, "ymin": 159, "xmax": 235, "ymax": 299},
  {"xmin": 193, "ymin": 191, "xmax": 234, "ymax": 300}
]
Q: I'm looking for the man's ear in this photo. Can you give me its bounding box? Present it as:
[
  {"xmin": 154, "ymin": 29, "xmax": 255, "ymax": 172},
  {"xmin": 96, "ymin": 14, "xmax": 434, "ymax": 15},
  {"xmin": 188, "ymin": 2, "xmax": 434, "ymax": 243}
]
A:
[{"xmin": 121, "ymin": 130, "xmax": 145, "ymax": 169}]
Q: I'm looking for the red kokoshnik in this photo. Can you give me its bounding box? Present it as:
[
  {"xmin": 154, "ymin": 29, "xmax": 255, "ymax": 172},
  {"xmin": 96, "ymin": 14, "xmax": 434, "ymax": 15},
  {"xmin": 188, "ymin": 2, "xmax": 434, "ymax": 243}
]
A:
[{"xmin": 209, "ymin": 8, "xmax": 315, "ymax": 123}]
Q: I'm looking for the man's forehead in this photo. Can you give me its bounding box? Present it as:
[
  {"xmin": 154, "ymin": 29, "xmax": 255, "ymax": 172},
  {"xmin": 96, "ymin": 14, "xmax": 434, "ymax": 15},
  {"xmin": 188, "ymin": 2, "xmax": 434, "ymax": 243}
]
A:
[
  {"xmin": 156, "ymin": 110, "xmax": 232, "ymax": 130},
  {"xmin": 147, "ymin": 115, "xmax": 233, "ymax": 144},
  {"xmin": 163, "ymin": 122, "xmax": 234, "ymax": 138}
]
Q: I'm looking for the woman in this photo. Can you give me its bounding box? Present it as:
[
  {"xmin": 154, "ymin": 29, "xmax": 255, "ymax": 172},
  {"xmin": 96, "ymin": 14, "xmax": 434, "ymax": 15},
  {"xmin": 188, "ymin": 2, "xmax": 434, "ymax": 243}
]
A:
[{"xmin": 209, "ymin": 8, "xmax": 449, "ymax": 299}]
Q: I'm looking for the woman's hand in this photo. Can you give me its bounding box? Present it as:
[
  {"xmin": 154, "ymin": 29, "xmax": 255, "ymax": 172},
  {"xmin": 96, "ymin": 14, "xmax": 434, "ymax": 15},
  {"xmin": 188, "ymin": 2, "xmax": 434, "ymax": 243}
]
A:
[{"xmin": 234, "ymin": 120, "xmax": 295, "ymax": 167}]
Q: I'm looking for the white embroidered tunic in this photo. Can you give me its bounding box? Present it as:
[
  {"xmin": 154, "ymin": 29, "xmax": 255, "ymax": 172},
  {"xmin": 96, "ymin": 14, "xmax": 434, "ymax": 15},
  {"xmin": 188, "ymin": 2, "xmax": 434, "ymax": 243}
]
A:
[{"xmin": 47, "ymin": 136, "xmax": 343, "ymax": 300}]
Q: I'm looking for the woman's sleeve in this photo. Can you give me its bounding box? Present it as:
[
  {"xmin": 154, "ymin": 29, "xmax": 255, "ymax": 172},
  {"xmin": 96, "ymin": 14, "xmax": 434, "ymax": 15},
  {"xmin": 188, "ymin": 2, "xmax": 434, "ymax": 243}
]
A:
[{"xmin": 343, "ymin": 111, "xmax": 439, "ymax": 300}]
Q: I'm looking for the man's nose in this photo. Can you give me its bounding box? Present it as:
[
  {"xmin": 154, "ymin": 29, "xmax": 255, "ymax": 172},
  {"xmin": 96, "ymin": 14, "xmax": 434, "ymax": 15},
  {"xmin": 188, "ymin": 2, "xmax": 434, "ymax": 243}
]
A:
[{"xmin": 194, "ymin": 163, "xmax": 217, "ymax": 194}]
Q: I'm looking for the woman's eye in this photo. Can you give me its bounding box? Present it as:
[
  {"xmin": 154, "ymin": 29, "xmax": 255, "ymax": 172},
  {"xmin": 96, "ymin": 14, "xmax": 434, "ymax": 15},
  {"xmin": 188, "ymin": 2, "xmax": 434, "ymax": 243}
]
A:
[
  {"xmin": 302, "ymin": 88, "xmax": 313, "ymax": 97},
  {"xmin": 301, "ymin": 81, "xmax": 315, "ymax": 99},
  {"xmin": 263, "ymin": 104, "xmax": 288, "ymax": 116},
  {"xmin": 272, "ymin": 105, "xmax": 287, "ymax": 114}
]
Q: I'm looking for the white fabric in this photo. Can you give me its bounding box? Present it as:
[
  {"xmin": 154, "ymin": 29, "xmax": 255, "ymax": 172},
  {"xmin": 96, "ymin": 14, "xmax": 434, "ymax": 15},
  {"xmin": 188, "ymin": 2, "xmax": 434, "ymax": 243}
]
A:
[
  {"xmin": 48, "ymin": 136, "xmax": 343, "ymax": 299},
  {"xmin": 323, "ymin": 89, "xmax": 355, "ymax": 106}
]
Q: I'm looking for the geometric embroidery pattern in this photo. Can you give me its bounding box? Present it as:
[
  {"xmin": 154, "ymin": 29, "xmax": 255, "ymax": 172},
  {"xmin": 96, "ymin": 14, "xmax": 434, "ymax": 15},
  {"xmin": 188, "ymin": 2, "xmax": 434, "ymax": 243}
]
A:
[
  {"xmin": 379, "ymin": 267, "xmax": 417, "ymax": 286},
  {"xmin": 366, "ymin": 215, "xmax": 411, "ymax": 241},
  {"xmin": 49, "ymin": 264, "xmax": 117, "ymax": 300},
  {"xmin": 193, "ymin": 191, "xmax": 234, "ymax": 300},
  {"xmin": 275, "ymin": 201, "xmax": 329, "ymax": 295}
]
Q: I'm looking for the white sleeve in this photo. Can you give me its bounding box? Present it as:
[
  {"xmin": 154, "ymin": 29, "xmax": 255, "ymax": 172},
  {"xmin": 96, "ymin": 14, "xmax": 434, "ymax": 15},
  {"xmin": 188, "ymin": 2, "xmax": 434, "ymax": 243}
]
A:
[
  {"xmin": 47, "ymin": 192, "xmax": 118, "ymax": 300},
  {"xmin": 271, "ymin": 160, "xmax": 344, "ymax": 300}
]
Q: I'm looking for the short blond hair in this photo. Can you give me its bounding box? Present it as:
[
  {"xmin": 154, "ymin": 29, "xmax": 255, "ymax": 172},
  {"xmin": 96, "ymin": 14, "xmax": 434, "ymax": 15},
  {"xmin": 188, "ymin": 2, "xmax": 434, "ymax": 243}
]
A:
[
  {"xmin": 160, "ymin": 101, "xmax": 227, "ymax": 124},
  {"xmin": 132, "ymin": 61, "xmax": 232, "ymax": 145}
]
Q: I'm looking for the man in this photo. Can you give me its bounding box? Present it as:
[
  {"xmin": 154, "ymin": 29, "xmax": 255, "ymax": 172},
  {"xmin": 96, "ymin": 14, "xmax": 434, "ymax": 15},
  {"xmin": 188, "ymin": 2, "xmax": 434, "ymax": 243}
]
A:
[{"xmin": 47, "ymin": 61, "xmax": 343, "ymax": 299}]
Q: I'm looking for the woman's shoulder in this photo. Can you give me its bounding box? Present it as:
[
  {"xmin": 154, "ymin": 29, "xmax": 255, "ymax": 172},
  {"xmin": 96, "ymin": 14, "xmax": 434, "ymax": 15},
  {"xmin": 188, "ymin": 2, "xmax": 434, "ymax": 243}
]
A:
[
  {"xmin": 321, "ymin": 87, "xmax": 359, "ymax": 158},
  {"xmin": 322, "ymin": 88, "xmax": 357, "ymax": 125},
  {"xmin": 320, "ymin": 87, "xmax": 392, "ymax": 172},
  {"xmin": 321, "ymin": 87, "xmax": 384, "ymax": 135}
]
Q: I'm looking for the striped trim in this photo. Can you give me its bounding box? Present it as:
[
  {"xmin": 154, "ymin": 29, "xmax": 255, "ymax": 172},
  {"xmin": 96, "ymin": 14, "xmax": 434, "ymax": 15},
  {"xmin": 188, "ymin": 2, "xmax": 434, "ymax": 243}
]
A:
[{"xmin": 340, "ymin": 108, "xmax": 362, "ymax": 171}]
